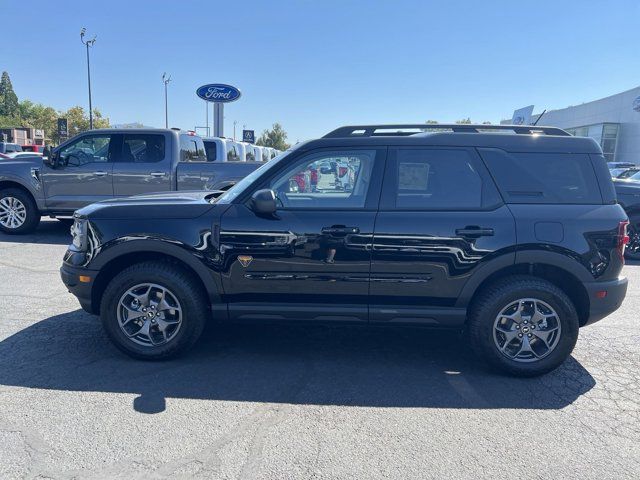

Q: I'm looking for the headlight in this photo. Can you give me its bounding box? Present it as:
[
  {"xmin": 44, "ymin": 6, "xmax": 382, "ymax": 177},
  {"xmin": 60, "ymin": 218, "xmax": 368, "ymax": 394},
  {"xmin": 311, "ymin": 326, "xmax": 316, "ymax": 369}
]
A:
[{"xmin": 70, "ymin": 217, "xmax": 88, "ymax": 251}]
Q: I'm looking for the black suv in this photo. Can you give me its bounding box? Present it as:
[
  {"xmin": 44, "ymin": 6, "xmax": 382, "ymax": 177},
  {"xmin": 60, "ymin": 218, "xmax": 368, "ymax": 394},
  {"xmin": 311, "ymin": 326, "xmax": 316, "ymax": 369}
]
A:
[{"xmin": 61, "ymin": 124, "xmax": 629, "ymax": 376}]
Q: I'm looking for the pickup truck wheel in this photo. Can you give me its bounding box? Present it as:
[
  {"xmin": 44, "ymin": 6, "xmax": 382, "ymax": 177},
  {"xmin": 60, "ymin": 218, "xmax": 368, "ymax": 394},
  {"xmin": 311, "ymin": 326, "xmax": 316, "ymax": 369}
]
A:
[
  {"xmin": 0, "ymin": 188, "xmax": 40, "ymax": 234},
  {"xmin": 100, "ymin": 261, "xmax": 208, "ymax": 360},
  {"xmin": 467, "ymin": 275, "xmax": 579, "ymax": 377}
]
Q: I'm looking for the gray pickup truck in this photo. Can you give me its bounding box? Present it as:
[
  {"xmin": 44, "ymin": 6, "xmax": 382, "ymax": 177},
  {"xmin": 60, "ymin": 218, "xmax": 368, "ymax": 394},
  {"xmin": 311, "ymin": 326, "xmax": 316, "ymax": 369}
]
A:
[{"xmin": 0, "ymin": 128, "xmax": 263, "ymax": 234}]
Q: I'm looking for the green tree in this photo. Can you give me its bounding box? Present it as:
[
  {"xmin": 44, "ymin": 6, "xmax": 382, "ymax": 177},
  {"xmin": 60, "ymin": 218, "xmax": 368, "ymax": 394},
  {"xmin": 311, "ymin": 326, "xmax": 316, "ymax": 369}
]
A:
[
  {"xmin": 455, "ymin": 117, "xmax": 472, "ymax": 124},
  {"xmin": 62, "ymin": 106, "xmax": 110, "ymax": 139},
  {"xmin": 0, "ymin": 72, "xmax": 19, "ymax": 117},
  {"xmin": 425, "ymin": 120, "xmax": 439, "ymax": 124},
  {"xmin": 256, "ymin": 123, "xmax": 290, "ymax": 150}
]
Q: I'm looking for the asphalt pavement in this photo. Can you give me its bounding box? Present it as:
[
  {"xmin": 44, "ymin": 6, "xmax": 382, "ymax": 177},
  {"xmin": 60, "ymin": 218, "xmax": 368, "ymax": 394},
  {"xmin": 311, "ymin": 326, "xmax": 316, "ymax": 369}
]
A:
[{"xmin": 0, "ymin": 220, "xmax": 638, "ymax": 479}]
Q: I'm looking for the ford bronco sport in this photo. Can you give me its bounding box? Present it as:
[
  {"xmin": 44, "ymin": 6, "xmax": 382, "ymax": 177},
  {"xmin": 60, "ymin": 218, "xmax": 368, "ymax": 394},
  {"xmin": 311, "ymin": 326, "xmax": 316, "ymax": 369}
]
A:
[{"xmin": 60, "ymin": 124, "xmax": 629, "ymax": 376}]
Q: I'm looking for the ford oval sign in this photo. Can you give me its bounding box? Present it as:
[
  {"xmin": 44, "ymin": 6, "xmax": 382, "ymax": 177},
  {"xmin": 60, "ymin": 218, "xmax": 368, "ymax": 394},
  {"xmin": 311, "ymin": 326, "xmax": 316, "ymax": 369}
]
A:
[{"xmin": 196, "ymin": 84, "xmax": 241, "ymax": 103}]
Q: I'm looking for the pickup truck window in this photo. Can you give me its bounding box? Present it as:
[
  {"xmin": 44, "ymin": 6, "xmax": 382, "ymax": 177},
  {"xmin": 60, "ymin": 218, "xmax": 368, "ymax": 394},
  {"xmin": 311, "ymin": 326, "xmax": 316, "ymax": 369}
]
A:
[
  {"xmin": 117, "ymin": 134, "xmax": 165, "ymax": 163},
  {"xmin": 227, "ymin": 144, "xmax": 240, "ymax": 162},
  {"xmin": 203, "ymin": 142, "xmax": 217, "ymax": 161},
  {"xmin": 180, "ymin": 135, "xmax": 206, "ymax": 162},
  {"xmin": 245, "ymin": 146, "xmax": 256, "ymax": 162},
  {"xmin": 59, "ymin": 134, "xmax": 111, "ymax": 167}
]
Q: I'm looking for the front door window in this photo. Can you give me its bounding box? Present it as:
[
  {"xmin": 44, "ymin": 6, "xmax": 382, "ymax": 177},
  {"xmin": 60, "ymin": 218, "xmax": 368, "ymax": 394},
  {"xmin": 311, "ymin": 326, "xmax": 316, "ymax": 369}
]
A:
[
  {"xmin": 269, "ymin": 150, "xmax": 376, "ymax": 209},
  {"xmin": 57, "ymin": 134, "xmax": 111, "ymax": 167}
]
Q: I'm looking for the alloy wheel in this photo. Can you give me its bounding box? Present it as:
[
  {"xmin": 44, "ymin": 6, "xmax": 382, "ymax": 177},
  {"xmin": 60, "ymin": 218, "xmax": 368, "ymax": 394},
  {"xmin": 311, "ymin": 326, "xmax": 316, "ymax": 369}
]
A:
[
  {"xmin": 117, "ymin": 283, "xmax": 183, "ymax": 347},
  {"xmin": 0, "ymin": 196, "xmax": 27, "ymax": 229},
  {"xmin": 493, "ymin": 298, "xmax": 562, "ymax": 362}
]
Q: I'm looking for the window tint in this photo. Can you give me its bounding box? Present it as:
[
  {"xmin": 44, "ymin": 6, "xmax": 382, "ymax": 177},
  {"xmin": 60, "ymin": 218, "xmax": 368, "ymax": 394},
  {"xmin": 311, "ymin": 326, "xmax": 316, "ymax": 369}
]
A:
[
  {"xmin": 388, "ymin": 149, "xmax": 499, "ymax": 210},
  {"xmin": 262, "ymin": 149, "xmax": 269, "ymax": 162},
  {"xmin": 203, "ymin": 141, "xmax": 217, "ymax": 161},
  {"xmin": 480, "ymin": 149, "xmax": 602, "ymax": 204},
  {"xmin": 269, "ymin": 150, "xmax": 376, "ymax": 209},
  {"xmin": 118, "ymin": 134, "xmax": 165, "ymax": 163},
  {"xmin": 58, "ymin": 134, "xmax": 111, "ymax": 166},
  {"xmin": 245, "ymin": 146, "xmax": 256, "ymax": 162},
  {"xmin": 179, "ymin": 135, "xmax": 206, "ymax": 162}
]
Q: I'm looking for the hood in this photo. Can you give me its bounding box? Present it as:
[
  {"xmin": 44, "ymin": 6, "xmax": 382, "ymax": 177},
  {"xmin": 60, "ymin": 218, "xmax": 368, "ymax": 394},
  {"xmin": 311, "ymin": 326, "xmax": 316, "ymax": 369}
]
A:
[
  {"xmin": 0, "ymin": 157, "xmax": 44, "ymax": 168},
  {"xmin": 613, "ymin": 179, "xmax": 640, "ymax": 194},
  {"xmin": 77, "ymin": 190, "xmax": 225, "ymax": 220},
  {"xmin": 614, "ymin": 179, "xmax": 640, "ymax": 208}
]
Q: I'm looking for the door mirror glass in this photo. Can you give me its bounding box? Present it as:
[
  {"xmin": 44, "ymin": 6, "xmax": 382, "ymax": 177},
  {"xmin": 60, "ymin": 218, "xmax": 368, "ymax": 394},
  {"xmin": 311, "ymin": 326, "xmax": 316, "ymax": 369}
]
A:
[{"xmin": 250, "ymin": 189, "xmax": 277, "ymax": 215}]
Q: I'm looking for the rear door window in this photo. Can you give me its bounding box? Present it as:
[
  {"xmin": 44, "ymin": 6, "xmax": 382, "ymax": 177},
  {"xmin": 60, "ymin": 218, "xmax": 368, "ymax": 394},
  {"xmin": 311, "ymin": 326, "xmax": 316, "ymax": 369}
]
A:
[
  {"xmin": 118, "ymin": 134, "xmax": 165, "ymax": 163},
  {"xmin": 381, "ymin": 148, "xmax": 501, "ymax": 210},
  {"xmin": 479, "ymin": 148, "xmax": 602, "ymax": 204}
]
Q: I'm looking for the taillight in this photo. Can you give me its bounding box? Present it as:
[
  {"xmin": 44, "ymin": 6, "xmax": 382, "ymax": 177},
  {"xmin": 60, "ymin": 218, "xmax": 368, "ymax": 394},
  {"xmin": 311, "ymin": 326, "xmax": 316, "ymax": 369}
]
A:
[{"xmin": 617, "ymin": 220, "xmax": 630, "ymax": 262}]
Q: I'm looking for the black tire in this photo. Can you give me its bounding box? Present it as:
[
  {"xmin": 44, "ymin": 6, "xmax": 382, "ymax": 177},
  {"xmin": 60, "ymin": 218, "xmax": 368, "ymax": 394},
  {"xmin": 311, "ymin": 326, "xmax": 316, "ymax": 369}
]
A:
[
  {"xmin": 467, "ymin": 275, "xmax": 579, "ymax": 377},
  {"xmin": 100, "ymin": 261, "xmax": 208, "ymax": 360},
  {"xmin": 57, "ymin": 218, "xmax": 74, "ymax": 226},
  {"xmin": 0, "ymin": 188, "xmax": 41, "ymax": 234}
]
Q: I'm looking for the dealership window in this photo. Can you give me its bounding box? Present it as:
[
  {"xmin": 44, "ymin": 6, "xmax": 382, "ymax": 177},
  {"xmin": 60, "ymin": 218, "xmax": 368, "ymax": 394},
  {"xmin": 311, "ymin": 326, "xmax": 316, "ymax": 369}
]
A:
[{"xmin": 566, "ymin": 123, "xmax": 619, "ymax": 162}]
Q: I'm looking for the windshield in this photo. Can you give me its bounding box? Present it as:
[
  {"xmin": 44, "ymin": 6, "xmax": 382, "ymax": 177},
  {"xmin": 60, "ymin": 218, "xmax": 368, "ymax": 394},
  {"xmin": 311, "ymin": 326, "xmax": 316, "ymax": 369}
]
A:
[{"xmin": 216, "ymin": 143, "xmax": 307, "ymax": 204}]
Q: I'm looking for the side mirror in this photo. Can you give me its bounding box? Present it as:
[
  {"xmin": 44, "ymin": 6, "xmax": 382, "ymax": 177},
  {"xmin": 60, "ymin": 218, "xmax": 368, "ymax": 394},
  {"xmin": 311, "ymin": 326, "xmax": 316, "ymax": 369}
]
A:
[
  {"xmin": 42, "ymin": 147, "xmax": 57, "ymax": 168},
  {"xmin": 250, "ymin": 189, "xmax": 277, "ymax": 215}
]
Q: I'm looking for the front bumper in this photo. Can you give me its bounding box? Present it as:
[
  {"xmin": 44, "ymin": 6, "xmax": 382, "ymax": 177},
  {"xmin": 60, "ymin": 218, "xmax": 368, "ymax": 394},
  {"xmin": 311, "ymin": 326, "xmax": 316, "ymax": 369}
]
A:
[
  {"xmin": 583, "ymin": 276, "xmax": 628, "ymax": 326},
  {"xmin": 60, "ymin": 263, "xmax": 99, "ymax": 314}
]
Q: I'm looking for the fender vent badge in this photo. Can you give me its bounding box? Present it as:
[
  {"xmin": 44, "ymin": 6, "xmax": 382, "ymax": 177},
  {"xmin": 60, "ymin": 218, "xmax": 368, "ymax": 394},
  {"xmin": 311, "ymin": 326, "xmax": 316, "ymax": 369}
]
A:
[{"xmin": 238, "ymin": 255, "xmax": 253, "ymax": 267}]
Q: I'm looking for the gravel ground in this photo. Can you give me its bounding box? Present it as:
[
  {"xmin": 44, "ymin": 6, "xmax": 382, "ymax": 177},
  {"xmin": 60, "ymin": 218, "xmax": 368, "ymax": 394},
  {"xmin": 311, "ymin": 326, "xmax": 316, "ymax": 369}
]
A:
[{"xmin": 0, "ymin": 219, "xmax": 639, "ymax": 479}]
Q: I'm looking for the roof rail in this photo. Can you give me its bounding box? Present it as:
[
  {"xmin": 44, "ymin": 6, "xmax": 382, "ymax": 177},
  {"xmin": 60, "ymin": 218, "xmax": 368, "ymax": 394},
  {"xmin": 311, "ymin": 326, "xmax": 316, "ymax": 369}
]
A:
[{"xmin": 322, "ymin": 124, "xmax": 571, "ymax": 138}]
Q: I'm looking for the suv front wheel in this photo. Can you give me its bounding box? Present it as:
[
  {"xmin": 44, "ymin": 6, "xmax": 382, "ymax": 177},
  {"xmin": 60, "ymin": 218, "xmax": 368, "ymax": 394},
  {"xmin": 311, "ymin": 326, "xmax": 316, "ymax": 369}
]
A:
[
  {"xmin": 468, "ymin": 276, "xmax": 579, "ymax": 377},
  {"xmin": 100, "ymin": 261, "xmax": 208, "ymax": 360}
]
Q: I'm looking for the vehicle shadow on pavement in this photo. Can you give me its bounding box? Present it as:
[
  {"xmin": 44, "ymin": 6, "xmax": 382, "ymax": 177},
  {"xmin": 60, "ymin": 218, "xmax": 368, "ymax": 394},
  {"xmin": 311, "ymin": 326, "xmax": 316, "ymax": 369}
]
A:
[
  {"xmin": 0, "ymin": 219, "xmax": 70, "ymax": 245},
  {"xmin": 0, "ymin": 309, "xmax": 595, "ymax": 414}
]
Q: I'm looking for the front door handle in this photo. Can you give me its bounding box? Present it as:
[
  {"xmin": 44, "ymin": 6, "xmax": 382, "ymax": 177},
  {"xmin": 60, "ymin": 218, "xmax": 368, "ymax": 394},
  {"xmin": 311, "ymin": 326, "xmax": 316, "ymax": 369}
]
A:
[
  {"xmin": 455, "ymin": 226, "xmax": 494, "ymax": 238},
  {"xmin": 322, "ymin": 226, "xmax": 360, "ymax": 235},
  {"xmin": 93, "ymin": 171, "xmax": 108, "ymax": 177},
  {"xmin": 150, "ymin": 171, "xmax": 166, "ymax": 177}
]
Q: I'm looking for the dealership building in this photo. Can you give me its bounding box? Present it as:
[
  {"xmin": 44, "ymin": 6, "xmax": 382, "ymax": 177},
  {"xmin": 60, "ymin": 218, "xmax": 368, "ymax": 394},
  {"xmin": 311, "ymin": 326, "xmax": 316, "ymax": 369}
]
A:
[{"xmin": 504, "ymin": 86, "xmax": 640, "ymax": 163}]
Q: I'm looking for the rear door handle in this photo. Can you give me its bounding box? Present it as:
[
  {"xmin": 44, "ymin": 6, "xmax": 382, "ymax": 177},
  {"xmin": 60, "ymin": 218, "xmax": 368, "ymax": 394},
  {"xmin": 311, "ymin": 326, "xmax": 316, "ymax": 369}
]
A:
[
  {"xmin": 455, "ymin": 226, "xmax": 494, "ymax": 238},
  {"xmin": 150, "ymin": 171, "xmax": 166, "ymax": 177},
  {"xmin": 93, "ymin": 171, "xmax": 108, "ymax": 177},
  {"xmin": 321, "ymin": 226, "xmax": 360, "ymax": 235}
]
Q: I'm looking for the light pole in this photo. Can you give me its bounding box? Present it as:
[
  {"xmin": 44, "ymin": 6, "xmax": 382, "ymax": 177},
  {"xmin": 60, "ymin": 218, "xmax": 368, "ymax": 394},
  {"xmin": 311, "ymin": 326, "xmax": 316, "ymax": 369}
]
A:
[
  {"xmin": 80, "ymin": 28, "xmax": 96, "ymax": 129},
  {"xmin": 162, "ymin": 73, "xmax": 172, "ymax": 129},
  {"xmin": 233, "ymin": 120, "xmax": 238, "ymax": 140}
]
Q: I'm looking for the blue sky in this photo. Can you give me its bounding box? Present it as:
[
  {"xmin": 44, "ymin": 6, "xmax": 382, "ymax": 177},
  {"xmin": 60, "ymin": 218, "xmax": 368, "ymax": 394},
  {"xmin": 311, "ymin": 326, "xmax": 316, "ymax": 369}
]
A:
[{"xmin": 2, "ymin": 0, "xmax": 639, "ymax": 142}]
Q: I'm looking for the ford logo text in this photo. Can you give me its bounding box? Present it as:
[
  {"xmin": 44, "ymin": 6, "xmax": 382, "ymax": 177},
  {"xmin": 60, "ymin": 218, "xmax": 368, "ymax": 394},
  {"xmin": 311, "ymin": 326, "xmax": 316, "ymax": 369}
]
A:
[{"xmin": 196, "ymin": 84, "xmax": 241, "ymax": 103}]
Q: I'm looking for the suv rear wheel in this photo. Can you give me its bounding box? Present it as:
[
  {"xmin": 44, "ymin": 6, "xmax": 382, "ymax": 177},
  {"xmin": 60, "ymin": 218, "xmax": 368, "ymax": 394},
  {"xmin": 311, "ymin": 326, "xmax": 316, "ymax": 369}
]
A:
[
  {"xmin": 100, "ymin": 261, "xmax": 208, "ymax": 360},
  {"xmin": 0, "ymin": 188, "xmax": 40, "ymax": 234},
  {"xmin": 468, "ymin": 275, "xmax": 579, "ymax": 377}
]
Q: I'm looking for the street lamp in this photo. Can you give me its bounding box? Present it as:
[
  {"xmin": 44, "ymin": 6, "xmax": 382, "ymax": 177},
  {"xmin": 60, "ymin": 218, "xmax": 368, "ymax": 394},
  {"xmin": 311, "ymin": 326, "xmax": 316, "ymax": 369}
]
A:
[
  {"xmin": 80, "ymin": 28, "xmax": 97, "ymax": 129},
  {"xmin": 162, "ymin": 73, "xmax": 172, "ymax": 128}
]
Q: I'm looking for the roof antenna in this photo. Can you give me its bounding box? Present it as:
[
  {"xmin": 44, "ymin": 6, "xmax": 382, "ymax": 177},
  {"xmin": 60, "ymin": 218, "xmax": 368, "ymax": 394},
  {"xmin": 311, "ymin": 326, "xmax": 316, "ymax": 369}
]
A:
[{"xmin": 532, "ymin": 109, "xmax": 546, "ymax": 126}]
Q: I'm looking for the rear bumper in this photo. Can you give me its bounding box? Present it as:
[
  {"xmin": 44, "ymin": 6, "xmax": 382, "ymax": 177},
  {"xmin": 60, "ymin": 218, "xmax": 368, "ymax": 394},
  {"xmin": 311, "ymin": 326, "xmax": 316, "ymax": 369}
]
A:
[
  {"xmin": 60, "ymin": 264, "xmax": 98, "ymax": 314},
  {"xmin": 583, "ymin": 276, "xmax": 628, "ymax": 326}
]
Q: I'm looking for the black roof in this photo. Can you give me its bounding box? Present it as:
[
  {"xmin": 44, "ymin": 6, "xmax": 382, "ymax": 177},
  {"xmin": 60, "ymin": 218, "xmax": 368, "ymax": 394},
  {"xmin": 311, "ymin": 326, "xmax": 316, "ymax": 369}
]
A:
[{"xmin": 300, "ymin": 124, "xmax": 602, "ymax": 154}]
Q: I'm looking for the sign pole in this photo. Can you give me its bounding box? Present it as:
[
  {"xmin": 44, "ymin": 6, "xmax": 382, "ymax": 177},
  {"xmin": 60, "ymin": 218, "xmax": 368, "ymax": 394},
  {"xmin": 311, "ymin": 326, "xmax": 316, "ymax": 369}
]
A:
[{"xmin": 214, "ymin": 103, "xmax": 224, "ymax": 137}]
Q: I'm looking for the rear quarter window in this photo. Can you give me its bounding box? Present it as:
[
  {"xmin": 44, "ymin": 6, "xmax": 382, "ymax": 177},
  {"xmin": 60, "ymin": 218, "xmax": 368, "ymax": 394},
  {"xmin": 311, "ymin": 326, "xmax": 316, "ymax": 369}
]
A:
[{"xmin": 479, "ymin": 148, "xmax": 602, "ymax": 204}]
